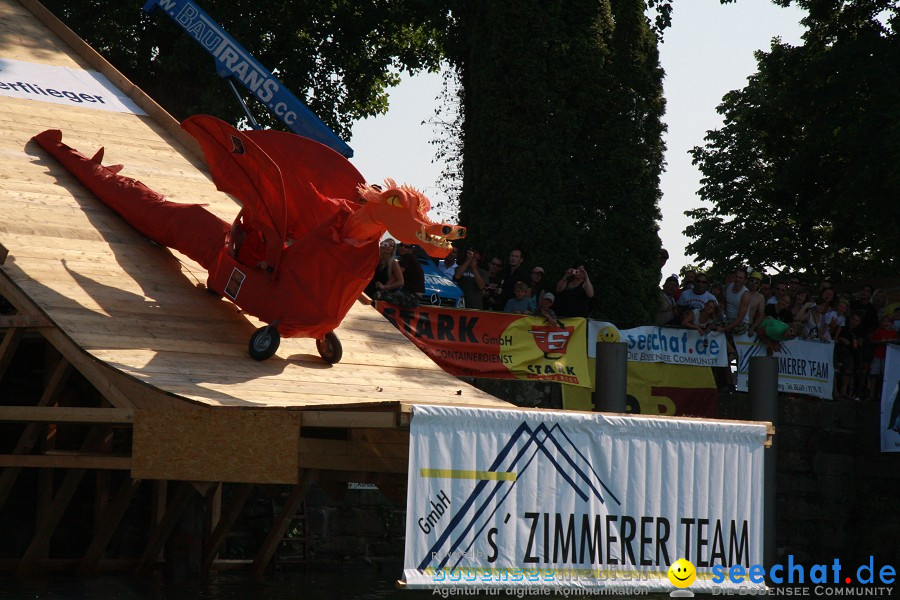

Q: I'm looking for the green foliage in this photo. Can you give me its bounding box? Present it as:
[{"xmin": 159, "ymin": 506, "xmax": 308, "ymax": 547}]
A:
[
  {"xmin": 42, "ymin": 0, "xmax": 448, "ymax": 139},
  {"xmin": 452, "ymin": 0, "xmax": 666, "ymax": 326},
  {"xmin": 687, "ymin": 0, "xmax": 900, "ymax": 283}
]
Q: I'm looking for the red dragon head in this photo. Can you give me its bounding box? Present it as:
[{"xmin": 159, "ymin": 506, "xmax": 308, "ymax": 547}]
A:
[{"xmin": 347, "ymin": 179, "xmax": 465, "ymax": 258}]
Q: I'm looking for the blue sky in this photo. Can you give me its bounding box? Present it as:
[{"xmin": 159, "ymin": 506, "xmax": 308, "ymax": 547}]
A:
[{"xmin": 349, "ymin": 1, "xmax": 807, "ymax": 276}]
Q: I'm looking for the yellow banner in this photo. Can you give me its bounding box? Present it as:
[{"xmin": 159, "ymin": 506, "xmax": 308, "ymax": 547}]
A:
[
  {"xmin": 377, "ymin": 303, "xmax": 593, "ymax": 388},
  {"xmin": 562, "ymin": 359, "xmax": 717, "ymax": 417}
]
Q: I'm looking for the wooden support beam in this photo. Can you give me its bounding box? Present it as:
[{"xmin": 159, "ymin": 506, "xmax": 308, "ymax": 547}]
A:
[
  {"xmin": 80, "ymin": 478, "xmax": 142, "ymax": 574},
  {"xmin": 0, "ymin": 406, "xmax": 134, "ymax": 424},
  {"xmin": 135, "ymin": 482, "xmax": 196, "ymax": 576},
  {"xmin": 201, "ymin": 484, "xmax": 254, "ymax": 575},
  {"xmin": 251, "ymin": 472, "xmax": 316, "ymax": 577},
  {"xmin": 206, "ymin": 483, "xmax": 222, "ymax": 537},
  {"xmin": 0, "ymin": 242, "xmax": 7, "ymax": 265},
  {"xmin": 0, "ymin": 315, "xmax": 50, "ymax": 328},
  {"xmin": 39, "ymin": 328, "xmax": 135, "ymax": 409},
  {"xmin": 0, "ymin": 358, "xmax": 71, "ymax": 510},
  {"xmin": 300, "ymin": 410, "xmax": 398, "ymax": 429},
  {"xmin": 0, "ymin": 328, "xmax": 24, "ymax": 384},
  {"xmin": 18, "ymin": 426, "xmax": 110, "ymax": 575},
  {"xmin": 0, "ymin": 454, "xmax": 131, "ymax": 470},
  {"xmin": 94, "ymin": 470, "xmax": 110, "ymax": 537},
  {"xmin": 297, "ymin": 438, "xmax": 409, "ymax": 473},
  {"xmin": 18, "ymin": 466, "xmax": 88, "ymax": 575}
]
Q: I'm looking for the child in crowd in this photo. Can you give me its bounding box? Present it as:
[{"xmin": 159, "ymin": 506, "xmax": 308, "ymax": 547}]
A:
[
  {"xmin": 503, "ymin": 281, "xmax": 535, "ymax": 314},
  {"xmin": 533, "ymin": 292, "xmax": 558, "ymax": 326}
]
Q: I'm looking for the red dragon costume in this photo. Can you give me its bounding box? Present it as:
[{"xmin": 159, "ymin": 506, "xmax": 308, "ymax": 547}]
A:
[{"xmin": 32, "ymin": 115, "xmax": 465, "ymax": 362}]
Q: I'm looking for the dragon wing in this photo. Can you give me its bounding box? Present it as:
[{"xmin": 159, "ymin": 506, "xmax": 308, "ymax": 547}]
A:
[
  {"xmin": 243, "ymin": 128, "xmax": 365, "ymax": 241},
  {"xmin": 182, "ymin": 115, "xmax": 287, "ymax": 270},
  {"xmin": 184, "ymin": 115, "xmax": 366, "ymax": 254}
]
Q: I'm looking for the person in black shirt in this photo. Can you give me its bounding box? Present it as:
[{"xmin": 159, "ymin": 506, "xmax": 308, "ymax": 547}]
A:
[{"xmin": 554, "ymin": 262, "xmax": 594, "ymax": 318}]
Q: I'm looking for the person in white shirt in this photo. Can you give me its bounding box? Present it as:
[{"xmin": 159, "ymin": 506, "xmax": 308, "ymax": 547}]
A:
[
  {"xmin": 721, "ymin": 270, "xmax": 751, "ymax": 335},
  {"xmin": 438, "ymin": 247, "xmax": 458, "ymax": 278},
  {"xmin": 676, "ymin": 272, "xmax": 716, "ymax": 312}
]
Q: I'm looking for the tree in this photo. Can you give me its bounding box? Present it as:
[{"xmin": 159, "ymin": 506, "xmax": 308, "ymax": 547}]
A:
[
  {"xmin": 687, "ymin": 0, "xmax": 900, "ymax": 283},
  {"xmin": 450, "ymin": 0, "xmax": 666, "ymax": 325},
  {"xmin": 43, "ymin": 0, "xmax": 448, "ymax": 139}
]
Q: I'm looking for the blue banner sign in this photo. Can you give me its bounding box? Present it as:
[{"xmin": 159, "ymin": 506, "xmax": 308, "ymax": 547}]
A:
[{"xmin": 142, "ymin": 0, "xmax": 353, "ymax": 157}]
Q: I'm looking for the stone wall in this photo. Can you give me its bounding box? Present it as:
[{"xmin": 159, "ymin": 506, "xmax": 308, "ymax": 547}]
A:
[
  {"xmin": 303, "ymin": 485, "xmax": 406, "ymax": 565},
  {"xmin": 772, "ymin": 396, "xmax": 899, "ymax": 566}
]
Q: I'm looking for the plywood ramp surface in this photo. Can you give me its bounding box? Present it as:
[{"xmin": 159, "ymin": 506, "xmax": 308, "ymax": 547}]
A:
[{"xmin": 0, "ymin": 0, "xmax": 508, "ymax": 411}]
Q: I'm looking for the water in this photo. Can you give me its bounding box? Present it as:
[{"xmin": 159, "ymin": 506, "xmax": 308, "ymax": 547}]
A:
[{"xmin": 0, "ymin": 570, "xmax": 673, "ymax": 600}]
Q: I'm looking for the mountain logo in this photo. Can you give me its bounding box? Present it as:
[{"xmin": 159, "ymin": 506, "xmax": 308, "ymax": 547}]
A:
[{"xmin": 417, "ymin": 420, "xmax": 620, "ymax": 572}]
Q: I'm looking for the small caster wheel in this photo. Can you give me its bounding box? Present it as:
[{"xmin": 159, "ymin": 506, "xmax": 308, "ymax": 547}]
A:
[
  {"xmin": 315, "ymin": 331, "xmax": 342, "ymax": 364},
  {"xmin": 249, "ymin": 325, "xmax": 280, "ymax": 361}
]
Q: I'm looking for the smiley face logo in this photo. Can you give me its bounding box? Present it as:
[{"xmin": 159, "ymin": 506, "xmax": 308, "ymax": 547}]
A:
[
  {"xmin": 597, "ymin": 325, "xmax": 620, "ymax": 343},
  {"xmin": 667, "ymin": 558, "xmax": 696, "ymax": 588}
]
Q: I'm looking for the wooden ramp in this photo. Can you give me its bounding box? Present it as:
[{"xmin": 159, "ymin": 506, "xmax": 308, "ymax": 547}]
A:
[
  {"xmin": 0, "ymin": 0, "xmax": 507, "ymax": 484},
  {"xmin": 0, "ymin": 0, "xmax": 513, "ymax": 575}
]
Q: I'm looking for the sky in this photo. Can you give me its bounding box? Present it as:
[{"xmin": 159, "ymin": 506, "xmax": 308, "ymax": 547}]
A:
[{"xmin": 348, "ymin": 1, "xmax": 808, "ymax": 277}]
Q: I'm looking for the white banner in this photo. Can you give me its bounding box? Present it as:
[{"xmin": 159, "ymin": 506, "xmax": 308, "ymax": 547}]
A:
[
  {"xmin": 403, "ymin": 405, "xmax": 766, "ymax": 593},
  {"xmin": 0, "ymin": 58, "xmax": 146, "ymax": 114},
  {"xmin": 881, "ymin": 345, "xmax": 900, "ymax": 453},
  {"xmin": 734, "ymin": 334, "xmax": 834, "ymax": 399},
  {"xmin": 587, "ymin": 322, "xmax": 727, "ymax": 367}
]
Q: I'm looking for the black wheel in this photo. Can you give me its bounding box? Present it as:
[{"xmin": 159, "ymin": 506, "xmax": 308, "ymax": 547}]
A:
[
  {"xmin": 315, "ymin": 331, "xmax": 342, "ymax": 364},
  {"xmin": 248, "ymin": 326, "xmax": 280, "ymax": 361}
]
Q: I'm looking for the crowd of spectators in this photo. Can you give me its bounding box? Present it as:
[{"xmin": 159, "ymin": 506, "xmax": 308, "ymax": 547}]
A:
[
  {"xmin": 656, "ymin": 250, "xmax": 899, "ymax": 401},
  {"xmin": 367, "ymin": 242, "xmax": 897, "ymax": 400},
  {"xmin": 367, "ymin": 242, "xmax": 594, "ymax": 320},
  {"xmin": 455, "ymin": 247, "xmax": 594, "ymax": 320}
]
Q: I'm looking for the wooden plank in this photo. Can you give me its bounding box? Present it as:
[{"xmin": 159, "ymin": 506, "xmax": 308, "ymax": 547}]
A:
[
  {"xmin": 0, "ymin": 454, "xmax": 131, "ymax": 470},
  {"xmin": 16, "ymin": 0, "xmax": 206, "ymax": 161},
  {"xmin": 201, "ymin": 483, "xmax": 254, "ymax": 575},
  {"xmin": 0, "ymin": 406, "xmax": 134, "ymax": 423},
  {"xmin": 348, "ymin": 429, "xmax": 410, "ymax": 444},
  {"xmin": 250, "ymin": 473, "xmax": 315, "ymax": 577},
  {"xmin": 133, "ymin": 409, "xmax": 300, "ymax": 484},
  {"xmin": 300, "ymin": 411, "xmax": 398, "ymax": 429},
  {"xmin": 0, "ymin": 314, "xmax": 50, "ymax": 328},
  {"xmin": 79, "ymin": 478, "xmax": 142, "ymax": 573},
  {"xmin": 135, "ymin": 481, "xmax": 195, "ymax": 576},
  {"xmin": 297, "ymin": 439, "xmax": 408, "ymax": 474}
]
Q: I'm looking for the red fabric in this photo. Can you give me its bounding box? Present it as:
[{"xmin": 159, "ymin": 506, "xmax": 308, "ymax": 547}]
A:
[
  {"xmin": 180, "ymin": 115, "xmax": 366, "ymax": 269},
  {"xmin": 32, "ymin": 129, "xmax": 228, "ymax": 269},
  {"xmin": 33, "ymin": 122, "xmax": 378, "ymax": 341}
]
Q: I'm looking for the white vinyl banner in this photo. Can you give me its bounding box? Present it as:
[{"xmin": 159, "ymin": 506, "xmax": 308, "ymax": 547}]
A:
[
  {"xmin": 403, "ymin": 405, "xmax": 767, "ymax": 593},
  {"xmin": 734, "ymin": 334, "xmax": 834, "ymax": 399},
  {"xmin": 587, "ymin": 321, "xmax": 727, "ymax": 367},
  {"xmin": 0, "ymin": 58, "xmax": 147, "ymax": 114},
  {"xmin": 880, "ymin": 344, "xmax": 900, "ymax": 453}
]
